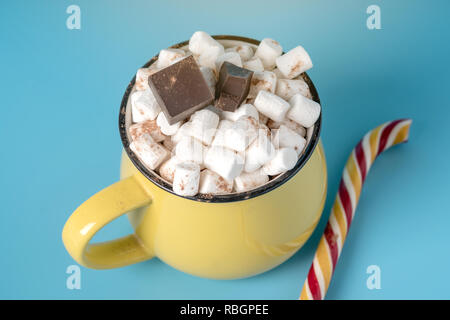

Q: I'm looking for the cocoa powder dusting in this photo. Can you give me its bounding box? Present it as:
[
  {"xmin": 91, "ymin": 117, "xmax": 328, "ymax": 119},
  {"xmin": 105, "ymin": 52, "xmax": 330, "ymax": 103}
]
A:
[
  {"xmin": 130, "ymin": 120, "xmax": 164, "ymax": 142},
  {"xmin": 290, "ymin": 61, "xmax": 304, "ymax": 77},
  {"xmin": 248, "ymin": 117, "xmax": 258, "ymax": 127},
  {"xmin": 252, "ymin": 78, "xmax": 268, "ymax": 87},
  {"xmin": 217, "ymin": 176, "xmax": 231, "ymax": 192}
]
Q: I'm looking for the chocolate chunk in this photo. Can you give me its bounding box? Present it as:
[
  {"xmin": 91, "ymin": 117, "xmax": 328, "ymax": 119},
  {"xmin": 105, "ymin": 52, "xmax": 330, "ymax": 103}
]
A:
[
  {"xmin": 148, "ymin": 55, "xmax": 214, "ymax": 124},
  {"xmin": 215, "ymin": 62, "xmax": 253, "ymax": 112},
  {"xmin": 216, "ymin": 92, "xmax": 241, "ymax": 112}
]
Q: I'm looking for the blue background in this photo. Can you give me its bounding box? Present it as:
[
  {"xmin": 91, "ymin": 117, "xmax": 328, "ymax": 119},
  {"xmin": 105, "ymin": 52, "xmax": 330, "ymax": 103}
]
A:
[{"xmin": 1, "ymin": 0, "xmax": 449, "ymax": 299}]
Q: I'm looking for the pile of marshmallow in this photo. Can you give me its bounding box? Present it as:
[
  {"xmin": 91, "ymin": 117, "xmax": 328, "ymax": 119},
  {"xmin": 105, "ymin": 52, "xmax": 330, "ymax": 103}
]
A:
[{"xmin": 128, "ymin": 31, "xmax": 321, "ymax": 197}]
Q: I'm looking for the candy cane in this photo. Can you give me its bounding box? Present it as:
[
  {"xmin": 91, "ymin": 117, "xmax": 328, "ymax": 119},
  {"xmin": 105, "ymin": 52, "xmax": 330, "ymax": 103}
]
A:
[{"xmin": 300, "ymin": 119, "xmax": 412, "ymax": 300}]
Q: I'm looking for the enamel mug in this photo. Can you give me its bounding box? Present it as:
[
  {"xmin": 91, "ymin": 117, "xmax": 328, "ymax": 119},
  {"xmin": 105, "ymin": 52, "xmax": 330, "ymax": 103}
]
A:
[{"xmin": 62, "ymin": 36, "xmax": 327, "ymax": 279}]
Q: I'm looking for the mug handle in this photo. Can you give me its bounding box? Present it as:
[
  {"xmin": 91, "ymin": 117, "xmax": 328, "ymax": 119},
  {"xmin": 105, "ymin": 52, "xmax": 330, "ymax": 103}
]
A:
[{"xmin": 62, "ymin": 175, "xmax": 154, "ymax": 269}]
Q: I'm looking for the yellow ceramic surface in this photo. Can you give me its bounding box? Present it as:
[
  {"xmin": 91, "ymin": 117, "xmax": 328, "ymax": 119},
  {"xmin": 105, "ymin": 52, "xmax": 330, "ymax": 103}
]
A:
[
  {"xmin": 62, "ymin": 35, "xmax": 328, "ymax": 280},
  {"xmin": 62, "ymin": 143, "xmax": 326, "ymax": 279}
]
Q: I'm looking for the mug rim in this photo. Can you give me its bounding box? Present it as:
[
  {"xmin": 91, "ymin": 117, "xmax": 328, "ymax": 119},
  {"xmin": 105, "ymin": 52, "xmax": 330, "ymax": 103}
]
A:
[{"xmin": 119, "ymin": 35, "xmax": 322, "ymax": 203}]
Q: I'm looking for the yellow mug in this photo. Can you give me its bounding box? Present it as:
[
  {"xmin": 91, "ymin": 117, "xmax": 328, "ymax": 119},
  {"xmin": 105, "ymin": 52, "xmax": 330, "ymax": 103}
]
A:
[{"xmin": 62, "ymin": 36, "xmax": 327, "ymax": 279}]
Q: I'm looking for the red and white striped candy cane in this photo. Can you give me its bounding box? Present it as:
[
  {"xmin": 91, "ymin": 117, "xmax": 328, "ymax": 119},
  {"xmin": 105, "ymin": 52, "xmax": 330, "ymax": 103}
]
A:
[{"xmin": 300, "ymin": 119, "xmax": 412, "ymax": 300}]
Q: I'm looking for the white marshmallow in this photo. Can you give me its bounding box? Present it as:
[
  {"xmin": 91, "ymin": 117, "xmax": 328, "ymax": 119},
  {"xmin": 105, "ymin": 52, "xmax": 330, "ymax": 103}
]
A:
[
  {"xmin": 162, "ymin": 136, "xmax": 176, "ymax": 151},
  {"xmin": 225, "ymin": 45, "xmax": 254, "ymax": 61},
  {"xmin": 276, "ymin": 79, "xmax": 312, "ymax": 101},
  {"xmin": 159, "ymin": 156, "xmax": 180, "ymax": 183},
  {"xmin": 130, "ymin": 134, "xmax": 169, "ymax": 170},
  {"xmin": 211, "ymin": 120, "xmax": 234, "ymax": 148},
  {"xmin": 156, "ymin": 49, "xmax": 185, "ymax": 69},
  {"xmin": 129, "ymin": 119, "xmax": 166, "ymax": 142},
  {"xmin": 287, "ymin": 93, "xmax": 321, "ymax": 128},
  {"xmin": 190, "ymin": 107, "xmax": 219, "ymax": 123},
  {"xmin": 234, "ymin": 170, "xmax": 269, "ymax": 192},
  {"xmin": 284, "ymin": 119, "xmax": 307, "ymax": 137},
  {"xmin": 221, "ymin": 103, "xmax": 259, "ymax": 122},
  {"xmin": 267, "ymin": 119, "xmax": 306, "ymax": 137},
  {"xmin": 235, "ymin": 104, "xmax": 259, "ymax": 121},
  {"xmin": 156, "ymin": 112, "xmax": 182, "ymax": 136},
  {"xmin": 189, "ymin": 31, "xmax": 224, "ymax": 56},
  {"xmin": 276, "ymin": 45, "xmax": 313, "ymax": 79},
  {"xmin": 224, "ymin": 116, "xmax": 259, "ymax": 152},
  {"xmin": 272, "ymin": 125, "xmax": 306, "ymax": 155},
  {"xmin": 135, "ymin": 67, "xmax": 158, "ymax": 91},
  {"xmin": 254, "ymin": 90, "xmax": 291, "ymax": 122},
  {"xmin": 248, "ymin": 71, "xmax": 277, "ymax": 98},
  {"xmin": 199, "ymin": 169, "xmax": 233, "ymax": 194},
  {"xmin": 197, "ymin": 46, "xmax": 224, "ymax": 70},
  {"xmin": 173, "ymin": 161, "xmax": 200, "ymax": 196},
  {"xmin": 131, "ymin": 89, "xmax": 161, "ymax": 122},
  {"xmin": 135, "ymin": 68, "xmax": 150, "ymax": 91},
  {"xmin": 189, "ymin": 32, "xmax": 225, "ymax": 70},
  {"xmin": 244, "ymin": 131, "xmax": 276, "ymax": 173},
  {"xmin": 171, "ymin": 122, "xmax": 193, "ymax": 144},
  {"xmin": 204, "ymin": 146, "xmax": 244, "ymax": 182},
  {"xmin": 215, "ymin": 51, "xmax": 242, "ymax": 71},
  {"xmin": 188, "ymin": 108, "xmax": 220, "ymax": 145},
  {"xmin": 242, "ymin": 57, "xmax": 265, "ymax": 72},
  {"xmin": 254, "ymin": 38, "xmax": 283, "ymax": 69},
  {"xmin": 200, "ymin": 66, "xmax": 216, "ymax": 96},
  {"xmin": 272, "ymin": 68, "xmax": 286, "ymax": 80},
  {"xmin": 220, "ymin": 110, "xmax": 236, "ymax": 122},
  {"xmin": 175, "ymin": 136, "xmax": 204, "ymax": 164},
  {"xmin": 261, "ymin": 147, "xmax": 298, "ymax": 176}
]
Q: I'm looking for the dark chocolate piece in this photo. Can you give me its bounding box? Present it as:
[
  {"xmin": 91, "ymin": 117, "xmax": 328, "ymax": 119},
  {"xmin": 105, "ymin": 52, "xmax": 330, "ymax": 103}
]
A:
[
  {"xmin": 148, "ymin": 55, "xmax": 214, "ymax": 124},
  {"xmin": 215, "ymin": 92, "xmax": 241, "ymax": 112},
  {"xmin": 215, "ymin": 62, "xmax": 253, "ymax": 112}
]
